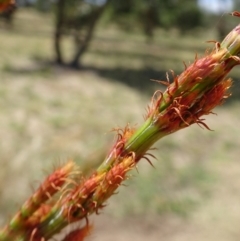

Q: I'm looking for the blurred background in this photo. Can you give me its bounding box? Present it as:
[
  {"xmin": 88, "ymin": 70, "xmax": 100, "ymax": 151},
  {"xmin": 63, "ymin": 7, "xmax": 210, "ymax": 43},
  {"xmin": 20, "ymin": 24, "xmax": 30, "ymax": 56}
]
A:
[{"xmin": 0, "ymin": 0, "xmax": 240, "ymax": 240}]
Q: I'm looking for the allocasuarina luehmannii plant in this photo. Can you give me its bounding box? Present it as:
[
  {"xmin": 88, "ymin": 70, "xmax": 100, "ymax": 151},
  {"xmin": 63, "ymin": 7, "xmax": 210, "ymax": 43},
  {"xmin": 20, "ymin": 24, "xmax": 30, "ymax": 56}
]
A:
[{"xmin": 1, "ymin": 11, "xmax": 240, "ymax": 241}]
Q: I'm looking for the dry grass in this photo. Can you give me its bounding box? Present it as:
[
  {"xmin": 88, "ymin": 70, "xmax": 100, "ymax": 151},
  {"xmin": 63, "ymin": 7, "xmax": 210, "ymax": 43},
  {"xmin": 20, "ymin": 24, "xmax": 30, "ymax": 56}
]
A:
[{"xmin": 0, "ymin": 8, "xmax": 240, "ymax": 241}]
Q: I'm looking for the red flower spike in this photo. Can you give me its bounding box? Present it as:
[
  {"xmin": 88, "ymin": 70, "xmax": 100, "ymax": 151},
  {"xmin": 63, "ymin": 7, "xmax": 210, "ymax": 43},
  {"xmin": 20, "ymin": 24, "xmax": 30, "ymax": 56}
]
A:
[
  {"xmin": 0, "ymin": 161, "xmax": 76, "ymax": 241},
  {"xmin": 93, "ymin": 153, "xmax": 136, "ymax": 203}
]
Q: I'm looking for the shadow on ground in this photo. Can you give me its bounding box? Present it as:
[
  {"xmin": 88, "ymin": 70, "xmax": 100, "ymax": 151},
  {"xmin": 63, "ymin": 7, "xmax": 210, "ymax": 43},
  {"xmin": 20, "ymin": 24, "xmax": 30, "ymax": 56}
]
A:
[
  {"xmin": 85, "ymin": 65, "xmax": 169, "ymax": 93},
  {"xmin": 3, "ymin": 61, "xmax": 170, "ymax": 93}
]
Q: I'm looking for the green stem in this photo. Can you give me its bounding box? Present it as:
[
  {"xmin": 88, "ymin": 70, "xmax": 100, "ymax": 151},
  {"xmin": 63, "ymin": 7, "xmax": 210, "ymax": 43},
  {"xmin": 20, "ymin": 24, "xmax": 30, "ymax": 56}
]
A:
[
  {"xmin": 38, "ymin": 207, "xmax": 67, "ymax": 240},
  {"xmin": 97, "ymin": 117, "xmax": 167, "ymax": 174},
  {"xmin": 124, "ymin": 117, "xmax": 164, "ymax": 156}
]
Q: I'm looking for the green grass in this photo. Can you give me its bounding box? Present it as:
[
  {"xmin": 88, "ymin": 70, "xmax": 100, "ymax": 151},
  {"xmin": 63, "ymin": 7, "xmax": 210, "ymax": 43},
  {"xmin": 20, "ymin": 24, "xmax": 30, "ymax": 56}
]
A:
[{"xmin": 0, "ymin": 9, "xmax": 240, "ymax": 240}]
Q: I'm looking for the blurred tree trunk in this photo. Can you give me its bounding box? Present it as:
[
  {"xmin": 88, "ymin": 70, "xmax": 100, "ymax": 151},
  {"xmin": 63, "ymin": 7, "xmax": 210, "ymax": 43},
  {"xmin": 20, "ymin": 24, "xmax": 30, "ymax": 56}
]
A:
[
  {"xmin": 69, "ymin": 3, "xmax": 108, "ymax": 68},
  {"xmin": 54, "ymin": 0, "xmax": 65, "ymax": 65},
  {"xmin": 54, "ymin": 0, "xmax": 108, "ymax": 68}
]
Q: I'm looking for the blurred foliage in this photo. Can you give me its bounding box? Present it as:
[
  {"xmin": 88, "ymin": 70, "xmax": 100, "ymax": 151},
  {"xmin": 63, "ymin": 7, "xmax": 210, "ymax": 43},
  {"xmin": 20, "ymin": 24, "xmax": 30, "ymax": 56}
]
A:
[
  {"xmin": 18, "ymin": 0, "xmax": 205, "ymax": 66},
  {"xmin": 2, "ymin": 0, "xmax": 238, "ymax": 66},
  {"xmin": 105, "ymin": 0, "xmax": 204, "ymax": 38},
  {"xmin": 52, "ymin": 0, "xmax": 205, "ymax": 65}
]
